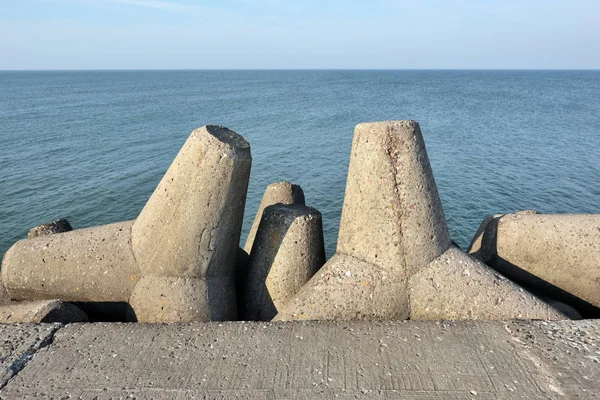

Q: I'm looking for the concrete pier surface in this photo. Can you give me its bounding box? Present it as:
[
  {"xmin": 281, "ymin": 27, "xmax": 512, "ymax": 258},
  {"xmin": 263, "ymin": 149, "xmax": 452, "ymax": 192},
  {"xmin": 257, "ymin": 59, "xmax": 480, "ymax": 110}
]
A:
[{"xmin": 1, "ymin": 320, "xmax": 599, "ymax": 399}]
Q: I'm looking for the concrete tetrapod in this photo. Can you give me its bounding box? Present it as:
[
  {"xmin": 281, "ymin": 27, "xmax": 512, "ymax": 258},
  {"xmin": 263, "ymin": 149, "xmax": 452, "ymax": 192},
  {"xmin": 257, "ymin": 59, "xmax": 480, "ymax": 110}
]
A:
[
  {"xmin": 129, "ymin": 125, "xmax": 251, "ymax": 322},
  {"xmin": 0, "ymin": 300, "xmax": 88, "ymax": 324},
  {"xmin": 237, "ymin": 182, "xmax": 305, "ymax": 298},
  {"xmin": 243, "ymin": 181, "xmax": 305, "ymax": 254},
  {"xmin": 2, "ymin": 125, "xmax": 252, "ymax": 323},
  {"xmin": 2, "ymin": 220, "xmax": 139, "ymax": 302},
  {"xmin": 276, "ymin": 121, "xmax": 566, "ymax": 321},
  {"xmin": 0, "ymin": 276, "xmax": 88, "ymax": 324},
  {"xmin": 242, "ymin": 204, "xmax": 325, "ymax": 320},
  {"xmin": 409, "ymin": 246, "xmax": 565, "ymax": 320},
  {"xmin": 468, "ymin": 213, "xmax": 600, "ymax": 312}
]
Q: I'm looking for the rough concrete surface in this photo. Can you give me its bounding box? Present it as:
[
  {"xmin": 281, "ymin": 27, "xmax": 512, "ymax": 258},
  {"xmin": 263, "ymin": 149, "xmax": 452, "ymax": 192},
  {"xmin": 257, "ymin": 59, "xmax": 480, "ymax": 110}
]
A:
[
  {"xmin": 467, "ymin": 214, "xmax": 504, "ymax": 261},
  {"xmin": 128, "ymin": 275, "xmax": 236, "ymax": 323},
  {"xmin": 2, "ymin": 125, "xmax": 252, "ymax": 324},
  {"xmin": 0, "ymin": 300, "xmax": 88, "ymax": 324},
  {"xmin": 410, "ymin": 247, "xmax": 566, "ymax": 320},
  {"xmin": 469, "ymin": 213, "xmax": 600, "ymax": 309},
  {"xmin": 337, "ymin": 120, "xmax": 450, "ymax": 276},
  {"xmin": 2, "ymin": 220, "xmax": 140, "ymax": 302},
  {"xmin": 0, "ymin": 276, "xmax": 87, "ymax": 324},
  {"xmin": 243, "ymin": 181, "xmax": 305, "ymax": 254},
  {"xmin": 1, "ymin": 320, "xmax": 599, "ymax": 399},
  {"xmin": 0, "ymin": 323, "xmax": 60, "ymax": 390},
  {"xmin": 279, "ymin": 121, "xmax": 451, "ymax": 322},
  {"xmin": 130, "ymin": 125, "xmax": 251, "ymax": 322},
  {"xmin": 242, "ymin": 204, "xmax": 325, "ymax": 321},
  {"xmin": 276, "ymin": 121, "xmax": 564, "ymax": 322},
  {"xmin": 275, "ymin": 253, "xmax": 408, "ymax": 321}
]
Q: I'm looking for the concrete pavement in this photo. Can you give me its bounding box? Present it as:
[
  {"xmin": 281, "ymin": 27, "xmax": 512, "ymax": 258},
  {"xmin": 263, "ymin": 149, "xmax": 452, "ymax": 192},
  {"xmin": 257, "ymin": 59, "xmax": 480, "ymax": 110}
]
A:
[
  {"xmin": 1, "ymin": 320, "xmax": 599, "ymax": 399},
  {"xmin": 0, "ymin": 323, "xmax": 60, "ymax": 389}
]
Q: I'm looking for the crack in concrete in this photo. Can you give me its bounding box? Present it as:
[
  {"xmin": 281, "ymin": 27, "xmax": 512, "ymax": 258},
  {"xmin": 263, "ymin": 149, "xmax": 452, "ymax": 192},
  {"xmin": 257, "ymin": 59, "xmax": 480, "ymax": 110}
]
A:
[{"xmin": 0, "ymin": 323, "xmax": 63, "ymax": 392}]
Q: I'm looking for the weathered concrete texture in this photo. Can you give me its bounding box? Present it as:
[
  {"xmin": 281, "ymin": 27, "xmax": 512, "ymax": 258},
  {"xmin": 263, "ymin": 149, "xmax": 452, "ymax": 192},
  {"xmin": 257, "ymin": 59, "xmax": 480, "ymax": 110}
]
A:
[
  {"xmin": 539, "ymin": 296, "xmax": 582, "ymax": 320},
  {"xmin": 0, "ymin": 300, "xmax": 88, "ymax": 324},
  {"xmin": 278, "ymin": 121, "xmax": 450, "ymax": 322},
  {"xmin": 469, "ymin": 213, "xmax": 600, "ymax": 309},
  {"xmin": 2, "ymin": 125, "xmax": 252, "ymax": 324},
  {"xmin": 2, "ymin": 220, "xmax": 140, "ymax": 302},
  {"xmin": 243, "ymin": 181, "xmax": 305, "ymax": 254},
  {"xmin": 277, "ymin": 121, "xmax": 565, "ymax": 322},
  {"xmin": 275, "ymin": 254, "xmax": 408, "ymax": 321},
  {"xmin": 0, "ymin": 256, "xmax": 87, "ymax": 324},
  {"xmin": 0, "ymin": 323, "xmax": 60, "ymax": 390},
  {"xmin": 337, "ymin": 121, "xmax": 451, "ymax": 275},
  {"xmin": 130, "ymin": 125, "xmax": 251, "ymax": 322},
  {"xmin": 468, "ymin": 211, "xmax": 539, "ymax": 261},
  {"xmin": 128, "ymin": 276, "xmax": 236, "ymax": 323},
  {"xmin": 242, "ymin": 204, "xmax": 325, "ymax": 321},
  {"xmin": 2, "ymin": 320, "xmax": 600, "ymax": 399},
  {"xmin": 410, "ymin": 247, "xmax": 566, "ymax": 320},
  {"xmin": 27, "ymin": 219, "xmax": 73, "ymax": 239}
]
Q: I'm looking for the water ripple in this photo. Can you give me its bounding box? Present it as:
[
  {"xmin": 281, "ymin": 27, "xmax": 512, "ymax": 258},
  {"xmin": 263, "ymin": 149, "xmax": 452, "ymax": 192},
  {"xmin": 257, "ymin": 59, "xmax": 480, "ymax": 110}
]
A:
[{"xmin": 1, "ymin": 70, "xmax": 599, "ymax": 258}]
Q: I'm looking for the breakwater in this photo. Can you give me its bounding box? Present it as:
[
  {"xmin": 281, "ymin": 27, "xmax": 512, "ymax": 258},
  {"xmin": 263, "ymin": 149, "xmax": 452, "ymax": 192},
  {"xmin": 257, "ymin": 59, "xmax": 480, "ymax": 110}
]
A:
[{"xmin": 1, "ymin": 120, "xmax": 597, "ymax": 323}]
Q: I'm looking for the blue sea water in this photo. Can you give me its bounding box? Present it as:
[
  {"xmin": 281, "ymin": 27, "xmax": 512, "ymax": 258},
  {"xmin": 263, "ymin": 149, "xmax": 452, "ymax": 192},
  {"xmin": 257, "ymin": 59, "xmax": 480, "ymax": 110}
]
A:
[{"xmin": 1, "ymin": 70, "xmax": 599, "ymax": 259}]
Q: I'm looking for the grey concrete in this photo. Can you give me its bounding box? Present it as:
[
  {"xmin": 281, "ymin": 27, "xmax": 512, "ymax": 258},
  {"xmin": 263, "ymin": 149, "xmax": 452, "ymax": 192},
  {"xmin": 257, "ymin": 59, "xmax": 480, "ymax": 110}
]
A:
[
  {"xmin": 2, "ymin": 125, "xmax": 252, "ymax": 323},
  {"xmin": 541, "ymin": 297, "xmax": 582, "ymax": 319},
  {"xmin": 467, "ymin": 210, "xmax": 539, "ymax": 262},
  {"xmin": 0, "ymin": 300, "xmax": 88, "ymax": 324},
  {"xmin": 337, "ymin": 121, "xmax": 451, "ymax": 276},
  {"xmin": 27, "ymin": 219, "xmax": 73, "ymax": 239},
  {"xmin": 242, "ymin": 204, "xmax": 325, "ymax": 320},
  {"xmin": 130, "ymin": 125, "xmax": 251, "ymax": 322},
  {"xmin": 243, "ymin": 181, "xmax": 305, "ymax": 254},
  {"xmin": 467, "ymin": 214, "xmax": 503, "ymax": 261},
  {"xmin": 278, "ymin": 121, "xmax": 562, "ymax": 322},
  {"xmin": 2, "ymin": 320, "xmax": 600, "ymax": 399},
  {"xmin": 280, "ymin": 121, "xmax": 449, "ymax": 321},
  {"xmin": 275, "ymin": 253, "xmax": 407, "ymax": 321},
  {"xmin": 0, "ymin": 274, "xmax": 88, "ymax": 324},
  {"xmin": 469, "ymin": 213, "xmax": 600, "ymax": 309},
  {"xmin": 410, "ymin": 246, "xmax": 566, "ymax": 320},
  {"xmin": 0, "ymin": 323, "xmax": 60, "ymax": 390},
  {"xmin": 2, "ymin": 220, "xmax": 140, "ymax": 302}
]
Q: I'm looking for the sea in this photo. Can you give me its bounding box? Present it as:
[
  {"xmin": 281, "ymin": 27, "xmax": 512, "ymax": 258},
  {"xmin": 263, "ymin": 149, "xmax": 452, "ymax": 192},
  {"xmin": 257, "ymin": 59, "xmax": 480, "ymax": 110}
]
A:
[{"xmin": 1, "ymin": 70, "xmax": 599, "ymax": 259}]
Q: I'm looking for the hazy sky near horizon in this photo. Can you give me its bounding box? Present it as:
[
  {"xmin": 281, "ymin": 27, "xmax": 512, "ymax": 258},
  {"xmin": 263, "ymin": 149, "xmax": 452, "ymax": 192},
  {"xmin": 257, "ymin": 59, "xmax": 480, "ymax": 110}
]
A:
[{"xmin": 1, "ymin": 0, "xmax": 599, "ymax": 69}]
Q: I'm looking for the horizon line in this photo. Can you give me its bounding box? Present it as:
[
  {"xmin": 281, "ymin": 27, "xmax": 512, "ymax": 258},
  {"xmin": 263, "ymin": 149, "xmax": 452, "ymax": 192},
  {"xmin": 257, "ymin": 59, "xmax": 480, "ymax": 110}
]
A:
[{"xmin": 1, "ymin": 68, "xmax": 599, "ymax": 72}]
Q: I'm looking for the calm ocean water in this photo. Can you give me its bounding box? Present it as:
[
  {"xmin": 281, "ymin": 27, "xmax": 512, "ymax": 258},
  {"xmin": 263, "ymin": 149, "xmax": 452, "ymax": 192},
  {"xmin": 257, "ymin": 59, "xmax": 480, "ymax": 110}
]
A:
[{"xmin": 1, "ymin": 70, "xmax": 599, "ymax": 259}]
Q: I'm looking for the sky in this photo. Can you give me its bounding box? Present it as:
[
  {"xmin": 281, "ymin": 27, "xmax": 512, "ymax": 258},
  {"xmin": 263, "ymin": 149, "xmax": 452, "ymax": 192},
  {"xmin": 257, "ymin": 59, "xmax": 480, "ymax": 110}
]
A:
[{"xmin": 1, "ymin": 0, "xmax": 599, "ymax": 70}]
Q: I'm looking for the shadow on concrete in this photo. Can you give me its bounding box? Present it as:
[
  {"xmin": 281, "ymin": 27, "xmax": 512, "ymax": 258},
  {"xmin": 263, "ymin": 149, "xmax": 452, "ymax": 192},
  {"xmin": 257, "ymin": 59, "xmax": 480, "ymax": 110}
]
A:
[
  {"xmin": 481, "ymin": 217, "xmax": 600, "ymax": 319},
  {"xmin": 72, "ymin": 302, "xmax": 137, "ymax": 322},
  {"xmin": 238, "ymin": 212, "xmax": 291, "ymax": 321},
  {"xmin": 489, "ymin": 256, "xmax": 600, "ymax": 319}
]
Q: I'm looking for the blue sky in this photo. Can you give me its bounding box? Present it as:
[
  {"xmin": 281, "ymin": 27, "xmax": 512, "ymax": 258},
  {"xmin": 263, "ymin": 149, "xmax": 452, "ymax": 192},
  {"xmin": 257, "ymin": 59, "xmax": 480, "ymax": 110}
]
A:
[{"xmin": 1, "ymin": 0, "xmax": 599, "ymax": 69}]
